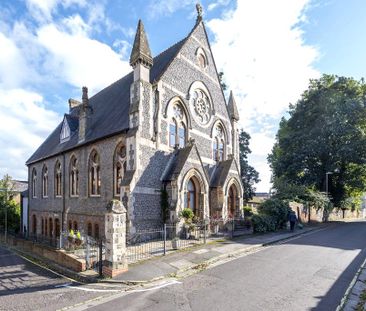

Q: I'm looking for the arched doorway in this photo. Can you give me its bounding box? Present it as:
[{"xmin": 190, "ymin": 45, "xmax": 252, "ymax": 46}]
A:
[
  {"xmin": 55, "ymin": 219, "xmax": 60, "ymax": 238},
  {"xmin": 228, "ymin": 184, "xmax": 238, "ymax": 218},
  {"xmin": 184, "ymin": 176, "xmax": 203, "ymax": 219}
]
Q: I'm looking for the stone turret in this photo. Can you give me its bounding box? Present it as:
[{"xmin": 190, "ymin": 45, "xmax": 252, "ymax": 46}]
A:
[
  {"xmin": 78, "ymin": 86, "xmax": 89, "ymax": 143},
  {"xmin": 129, "ymin": 19, "xmax": 153, "ymax": 82},
  {"xmin": 228, "ymin": 91, "xmax": 240, "ymax": 170}
]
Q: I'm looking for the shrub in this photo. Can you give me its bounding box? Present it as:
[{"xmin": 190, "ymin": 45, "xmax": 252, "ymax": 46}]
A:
[
  {"xmin": 252, "ymin": 214, "xmax": 276, "ymax": 233},
  {"xmin": 258, "ymin": 198, "xmax": 290, "ymax": 230},
  {"xmin": 243, "ymin": 206, "xmax": 253, "ymax": 217},
  {"xmin": 180, "ymin": 208, "xmax": 194, "ymax": 223}
]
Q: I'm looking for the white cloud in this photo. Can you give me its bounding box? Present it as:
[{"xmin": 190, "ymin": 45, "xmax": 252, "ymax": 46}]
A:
[
  {"xmin": 147, "ymin": 0, "xmax": 195, "ymax": 19},
  {"xmin": 208, "ymin": 0, "xmax": 230, "ymax": 11},
  {"xmin": 36, "ymin": 22, "xmax": 130, "ymax": 93},
  {"xmin": 208, "ymin": 0, "xmax": 320, "ymax": 191},
  {"xmin": 0, "ymin": 88, "xmax": 61, "ymax": 179}
]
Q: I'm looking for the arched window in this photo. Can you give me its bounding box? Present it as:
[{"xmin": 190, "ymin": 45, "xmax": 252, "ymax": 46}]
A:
[
  {"xmin": 196, "ymin": 47, "xmax": 208, "ymax": 69},
  {"xmin": 168, "ymin": 103, "xmax": 187, "ymax": 148},
  {"xmin": 55, "ymin": 219, "xmax": 60, "ymax": 238},
  {"xmin": 94, "ymin": 223, "xmax": 100, "ymax": 240},
  {"xmin": 32, "ymin": 215, "xmax": 37, "ymax": 235},
  {"xmin": 55, "ymin": 161, "xmax": 62, "ymax": 197},
  {"xmin": 213, "ymin": 124, "xmax": 226, "ymax": 161},
  {"xmin": 114, "ymin": 144, "xmax": 127, "ymax": 196},
  {"xmin": 32, "ymin": 169, "xmax": 37, "ymax": 198},
  {"xmin": 68, "ymin": 220, "xmax": 72, "ymax": 231},
  {"xmin": 49, "ymin": 218, "xmax": 53, "ymax": 237},
  {"xmin": 73, "ymin": 221, "xmax": 78, "ymax": 231},
  {"xmin": 41, "ymin": 217, "xmax": 44, "ymax": 235},
  {"xmin": 179, "ymin": 123, "xmax": 186, "ymax": 148},
  {"xmin": 169, "ymin": 120, "xmax": 177, "ymax": 147},
  {"xmin": 89, "ymin": 150, "xmax": 101, "ymax": 196},
  {"xmin": 87, "ymin": 222, "xmax": 93, "ymax": 236},
  {"xmin": 186, "ymin": 179, "xmax": 196, "ymax": 211},
  {"xmin": 70, "ymin": 156, "xmax": 79, "ymax": 196},
  {"xmin": 45, "ymin": 218, "xmax": 48, "ymax": 237},
  {"xmin": 42, "ymin": 166, "xmax": 48, "ymax": 197}
]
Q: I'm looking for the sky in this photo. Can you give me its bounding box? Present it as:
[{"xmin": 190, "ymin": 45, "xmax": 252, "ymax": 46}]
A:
[{"xmin": 0, "ymin": 0, "xmax": 365, "ymax": 192}]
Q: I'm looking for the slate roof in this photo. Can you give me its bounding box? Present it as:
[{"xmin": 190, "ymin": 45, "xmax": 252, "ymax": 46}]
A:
[
  {"xmin": 210, "ymin": 158, "xmax": 234, "ymax": 187},
  {"xmin": 162, "ymin": 145, "xmax": 193, "ymax": 182},
  {"xmin": 26, "ymin": 37, "xmax": 187, "ymax": 165}
]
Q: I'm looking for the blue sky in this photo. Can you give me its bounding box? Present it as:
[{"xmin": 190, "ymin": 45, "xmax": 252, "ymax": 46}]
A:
[{"xmin": 0, "ymin": 0, "xmax": 365, "ymax": 192}]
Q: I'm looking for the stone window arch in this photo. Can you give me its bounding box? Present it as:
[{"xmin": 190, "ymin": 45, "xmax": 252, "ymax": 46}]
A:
[
  {"xmin": 32, "ymin": 215, "xmax": 37, "ymax": 235},
  {"xmin": 94, "ymin": 223, "xmax": 100, "ymax": 240},
  {"xmin": 114, "ymin": 143, "xmax": 127, "ymax": 196},
  {"xmin": 32, "ymin": 168, "xmax": 37, "ymax": 198},
  {"xmin": 87, "ymin": 222, "xmax": 92, "ymax": 236},
  {"xmin": 196, "ymin": 47, "xmax": 208, "ymax": 69},
  {"xmin": 89, "ymin": 149, "xmax": 101, "ymax": 196},
  {"xmin": 168, "ymin": 102, "xmax": 188, "ymax": 148},
  {"xmin": 70, "ymin": 155, "xmax": 79, "ymax": 197},
  {"xmin": 42, "ymin": 165, "xmax": 48, "ymax": 197},
  {"xmin": 55, "ymin": 160, "xmax": 62, "ymax": 197},
  {"xmin": 212, "ymin": 123, "xmax": 226, "ymax": 161}
]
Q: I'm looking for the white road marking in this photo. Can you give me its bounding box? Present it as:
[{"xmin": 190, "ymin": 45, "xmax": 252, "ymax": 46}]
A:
[{"xmin": 127, "ymin": 280, "xmax": 181, "ymax": 293}]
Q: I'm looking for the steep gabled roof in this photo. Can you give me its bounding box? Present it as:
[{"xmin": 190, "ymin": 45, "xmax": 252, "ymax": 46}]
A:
[
  {"xmin": 162, "ymin": 145, "xmax": 193, "ymax": 182},
  {"xmin": 26, "ymin": 36, "xmax": 187, "ymax": 165},
  {"xmin": 210, "ymin": 158, "xmax": 234, "ymax": 187}
]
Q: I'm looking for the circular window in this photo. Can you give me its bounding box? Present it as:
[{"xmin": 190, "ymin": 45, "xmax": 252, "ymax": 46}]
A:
[{"xmin": 191, "ymin": 89, "xmax": 211, "ymax": 125}]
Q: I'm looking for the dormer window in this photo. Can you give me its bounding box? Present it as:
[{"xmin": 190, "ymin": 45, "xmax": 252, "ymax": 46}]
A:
[{"xmin": 60, "ymin": 118, "xmax": 70, "ymax": 143}]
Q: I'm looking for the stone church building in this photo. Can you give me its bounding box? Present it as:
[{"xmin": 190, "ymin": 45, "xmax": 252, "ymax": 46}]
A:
[{"xmin": 26, "ymin": 8, "xmax": 244, "ymax": 239}]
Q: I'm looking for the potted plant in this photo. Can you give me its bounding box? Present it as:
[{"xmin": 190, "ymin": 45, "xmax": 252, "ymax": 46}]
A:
[
  {"xmin": 74, "ymin": 231, "xmax": 83, "ymax": 246},
  {"xmin": 68, "ymin": 229, "xmax": 75, "ymax": 243},
  {"xmin": 172, "ymin": 237, "xmax": 179, "ymax": 250}
]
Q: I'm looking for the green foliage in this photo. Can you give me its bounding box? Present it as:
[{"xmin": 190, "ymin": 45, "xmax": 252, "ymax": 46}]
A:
[
  {"xmin": 268, "ymin": 75, "xmax": 366, "ymax": 207},
  {"xmin": 69, "ymin": 229, "xmax": 74, "ymax": 237},
  {"xmin": 239, "ymin": 129, "xmax": 260, "ymax": 201},
  {"xmin": 160, "ymin": 188, "xmax": 169, "ymax": 223},
  {"xmin": 273, "ymin": 178, "xmax": 330, "ymax": 211},
  {"xmin": 76, "ymin": 231, "xmax": 81, "ymax": 240},
  {"xmin": 251, "ymin": 214, "xmax": 276, "ymax": 233},
  {"xmin": 0, "ymin": 174, "xmax": 21, "ymax": 233},
  {"xmin": 180, "ymin": 208, "xmax": 194, "ymax": 223},
  {"xmin": 258, "ymin": 198, "xmax": 290, "ymax": 230},
  {"xmin": 243, "ymin": 206, "xmax": 253, "ymax": 217}
]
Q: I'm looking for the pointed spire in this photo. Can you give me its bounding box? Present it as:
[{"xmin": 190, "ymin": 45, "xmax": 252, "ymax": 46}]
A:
[
  {"xmin": 129, "ymin": 19, "xmax": 153, "ymax": 68},
  {"xmin": 196, "ymin": 3, "xmax": 203, "ymax": 24},
  {"xmin": 228, "ymin": 90, "xmax": 240, "ymax": 121}
]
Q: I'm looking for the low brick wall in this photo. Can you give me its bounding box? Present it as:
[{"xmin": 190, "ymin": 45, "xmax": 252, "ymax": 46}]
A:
[
  {"xmin": 3, "ymin": 235, "xmax": 86, "ymax": 272},
  {"xmin": 289, "ymin": 202, "xmax": 365, "ymax": 223}
]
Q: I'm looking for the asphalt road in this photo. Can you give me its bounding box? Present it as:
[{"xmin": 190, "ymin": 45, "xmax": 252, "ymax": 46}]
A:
[
  {"xmin": 0, "ymin": 246, "xmax": 120, "ymax": 311},
  {"xmin": 82, "ymin": 221, "xmax": 366, "ymax": 311}
]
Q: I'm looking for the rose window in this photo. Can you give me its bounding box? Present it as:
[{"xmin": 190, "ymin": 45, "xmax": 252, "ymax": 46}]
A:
[{"xmin": 192, "ymin": 89, "xmax": 211, "ymax": 125}]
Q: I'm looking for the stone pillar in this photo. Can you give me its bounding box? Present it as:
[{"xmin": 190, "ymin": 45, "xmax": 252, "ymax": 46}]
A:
[{"xmin": 102, "ymin": 200, "xmax": 128, "ymax": 278}]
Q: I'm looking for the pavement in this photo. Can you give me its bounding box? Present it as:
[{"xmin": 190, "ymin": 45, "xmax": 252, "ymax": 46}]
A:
[
  {"xmin": 340, "ymin": 256, "xmax": 366, "ymax": 311},
  {"xmin": 3, "ymin": 221, "xmax": 366, "ymax": 310}
]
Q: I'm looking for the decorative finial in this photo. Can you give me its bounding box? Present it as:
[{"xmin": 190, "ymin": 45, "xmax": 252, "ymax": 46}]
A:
[{"xmin": 196, "ymin": 3, "xmax": 203, "ymax": 23}]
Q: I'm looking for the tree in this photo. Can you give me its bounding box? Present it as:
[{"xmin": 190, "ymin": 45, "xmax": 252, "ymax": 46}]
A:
[
  {"xmin": 0, "ymin": 174, "xmax": 21, "ymax": 233},
  {"xmin": 239, "ymin": 129, "xmax": 260, "ymax": 202},
  {"xmin": 268, "ymin": 74, "xmax": 366, "ymax": 207}
]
